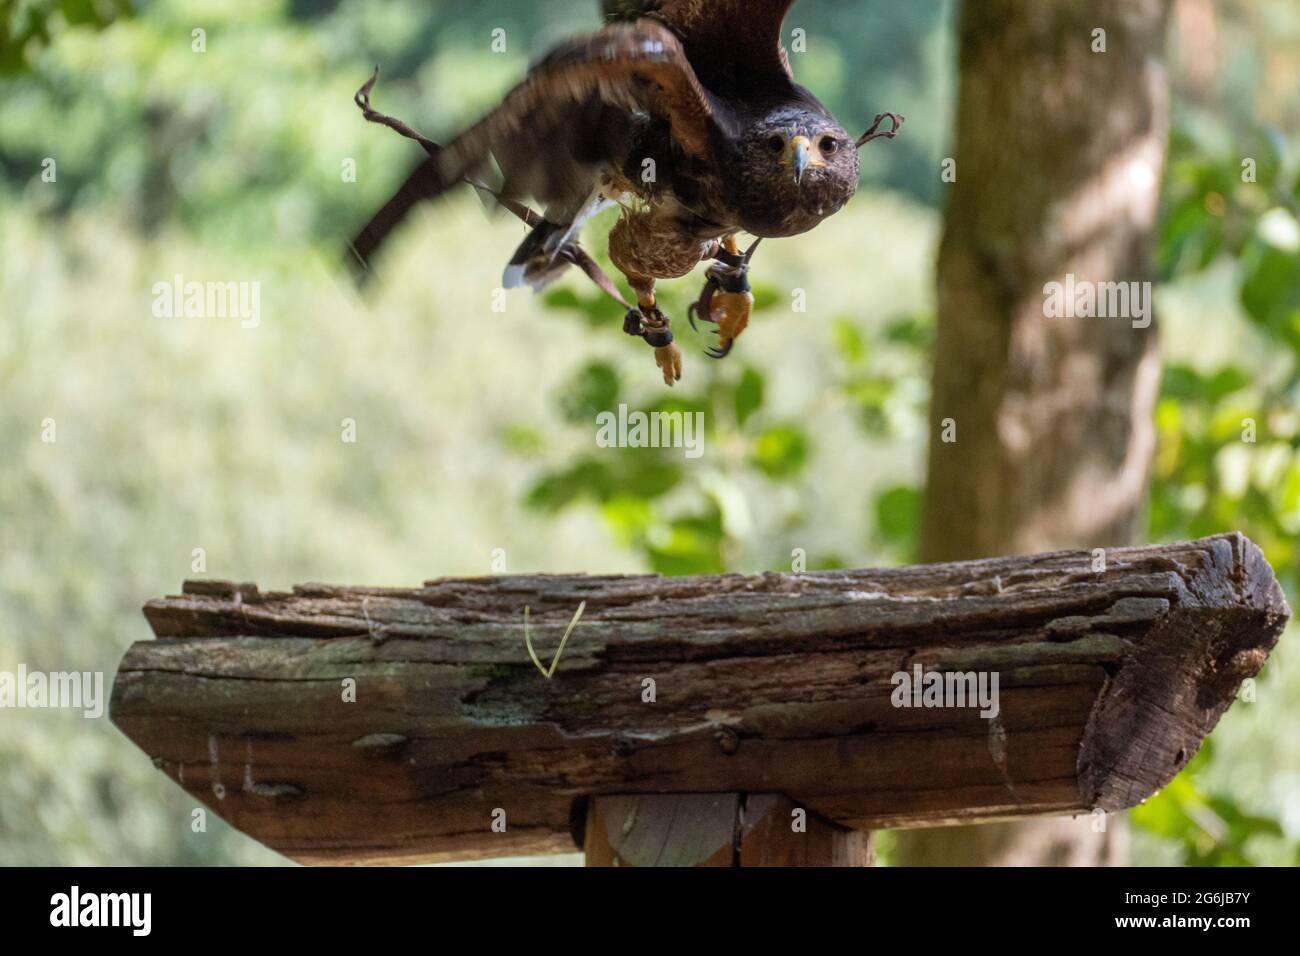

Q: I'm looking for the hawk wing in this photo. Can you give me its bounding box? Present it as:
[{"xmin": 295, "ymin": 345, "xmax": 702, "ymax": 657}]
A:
[
  {"xmin": 348, "ymin": 18, "xmax": 726, "ymax": 272},
  {"xmin": 603, "ymin": 0, "xmax": 797, "ymax": 82},
  {"xmin": 439, "ymin": 18, "xmax": 724, "ymax": 193}
]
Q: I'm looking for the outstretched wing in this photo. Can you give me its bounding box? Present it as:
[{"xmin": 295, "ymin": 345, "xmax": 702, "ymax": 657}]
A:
[
  {"xmin": 348, "ymin": 18, "xmax": 723, "ymax": 274},
  {"xmin": 604, "ymin": 0, "xmax": 798, "ymax": 82},
  {"xmin": 439, "ymin": 18, "xmax": 723, "ymax": 192}
]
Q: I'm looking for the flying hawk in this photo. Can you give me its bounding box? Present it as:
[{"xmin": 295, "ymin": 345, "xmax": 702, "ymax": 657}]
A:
[{"xmin": 348, "ymin": 0, "xmax": 902, "ymax": 386}]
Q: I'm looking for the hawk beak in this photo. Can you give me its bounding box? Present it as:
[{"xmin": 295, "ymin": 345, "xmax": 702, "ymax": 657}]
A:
[{"xmin": 791, "ymin": 135, "xmax": 812, "ymax": 184}]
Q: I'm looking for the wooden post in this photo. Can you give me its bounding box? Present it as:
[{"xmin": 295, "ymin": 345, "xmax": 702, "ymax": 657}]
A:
[
  {"xmin": 582, "ymin": 794, "xmax": 872, "ymax": 866},
  {"xmin": 109, "ymin": 533, "xmax": 1287, "ymax": 865}
]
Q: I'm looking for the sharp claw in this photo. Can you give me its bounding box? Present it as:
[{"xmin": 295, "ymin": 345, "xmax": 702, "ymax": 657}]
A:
[
  {"xmin": 688, "ymin": 301, "xmax": 716, "ymax": 332},
  {"xmin": 699, "ymin": 307, "xmax": 735, "ymax": 355}
]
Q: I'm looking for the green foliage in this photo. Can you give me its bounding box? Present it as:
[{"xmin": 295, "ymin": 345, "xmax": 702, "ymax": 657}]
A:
[
  {"xmin": 518, "ymin": 282, "xmax": 932, "ymax": 576},
  {"xmin": 1161, "ymin": 123, "xmax": 1300, "ymax": 356},
  {"xmin": 1135, "ymin": 113, "xmax": 1300, "ymax": 864},
  {"xmin": 733, "ymin": 365, "xmax": 764, "ymax": 428},
  {"xmin": 526, "ymin": 447, "xmax": 682, "ymax": 514},
  {"xmin": 1132, "ymin": 744, "xmax": 1297, "ymax": 866},
  {"xmin": 541, "ymin": 286, "xmax": 611, "ymax": 328},
  {"xmin": 523, "ymin": 336, "xmax": 811, "ymax": 575},
  {"xmin": 1, "ymin": 0, "xmax": 134, "ymax": 74},
  {"xmin": 1240, "ymin": 239, "xmax": 1300, "ymax": 352},
  {"xmin": 750, "ymin": 424, "xmax": 808, "ymax": 479},
  {"xmin": 558, "ymin": 360, "xmax": 621, "ymax": 425},
  {"xmin": 873, "ymin": 485, "xmax": 921, "ymax": 558},
  {"xmin": 0, "ymin": 0, "xmax": 595, "ymax": 245},
  {"xmin": 1150, "ymin": 121, "xmax": 1300, "ymax": 597}
]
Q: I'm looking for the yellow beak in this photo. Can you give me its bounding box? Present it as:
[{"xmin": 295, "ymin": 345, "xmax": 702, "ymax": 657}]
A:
[{"xmin": 786, "ymin": 135, "xmax": 824, "ymax": 184}]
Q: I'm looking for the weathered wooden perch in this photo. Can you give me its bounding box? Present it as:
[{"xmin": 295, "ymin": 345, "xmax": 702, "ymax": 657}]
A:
[{"xmin": 110, "ymin": 533, "xmax": 1288, "ymax": 865}]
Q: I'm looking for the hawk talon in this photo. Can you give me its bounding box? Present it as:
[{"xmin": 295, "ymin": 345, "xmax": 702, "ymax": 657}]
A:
[
  {"xmin": 690, "ymin": 264, "xmax": 752, "ymax": 360},
  {"xmin": 623, "ymin": 305, "xmax": 680, "ymax": 385},
  {"xmin": 688, "ymin": 277, "xmax": 721, "ymax": 333},
  {"xmin": 654, "ymin": 342, "xmax": 683, "ymax": 386}
]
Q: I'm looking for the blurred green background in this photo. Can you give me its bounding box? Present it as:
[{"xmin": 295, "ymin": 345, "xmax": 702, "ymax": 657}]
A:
[{"xmin": 1, "ymin": 0, "xmax": 1297, "ymax": 866}]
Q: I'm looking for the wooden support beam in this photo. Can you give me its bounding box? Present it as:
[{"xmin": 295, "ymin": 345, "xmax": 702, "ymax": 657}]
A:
[
  {"xmin": 582, "ymin": 794, "xmax": 872, "ymax": 866},
  {"xmin": 109, "ymin": 533, "xmax": 1288, "ymax": 865}
]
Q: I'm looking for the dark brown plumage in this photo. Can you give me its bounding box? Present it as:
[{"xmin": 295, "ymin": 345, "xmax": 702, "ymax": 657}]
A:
[{"xmin": 348, "ymin": 0, "xmax": 902, "ymax": 385}]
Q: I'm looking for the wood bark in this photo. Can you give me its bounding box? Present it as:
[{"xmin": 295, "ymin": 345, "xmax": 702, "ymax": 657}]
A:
[
  {"xmin": 902, "ymin": 0, "xmax": 1174, "ymax": 866},
  {"xmin": 109, "ymin": 534, "xmax": 1285, "ymax": 865}
]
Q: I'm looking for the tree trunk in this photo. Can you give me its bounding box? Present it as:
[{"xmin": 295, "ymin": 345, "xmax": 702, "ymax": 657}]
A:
[{"xmin": 896, "ymin": 0, "xmax": 1173, "ymax": 867}]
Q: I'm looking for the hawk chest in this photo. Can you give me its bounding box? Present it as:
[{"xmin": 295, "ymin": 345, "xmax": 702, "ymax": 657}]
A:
[{"xmin": 608, "ymin": 207, "xmax": 719, "ymax": 280}]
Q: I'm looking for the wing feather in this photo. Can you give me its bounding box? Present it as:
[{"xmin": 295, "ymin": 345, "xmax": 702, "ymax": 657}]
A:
[
  {"xmin": 347, "ymin": 18, "xmax": 728, "ymax": 274},
  {"xmin": 438, "ymin": 18, "xmax": 722, "ymax": 193},
  {"xmin": 605, "ymin": 0, "xmax": 798, "ymax": 82}
]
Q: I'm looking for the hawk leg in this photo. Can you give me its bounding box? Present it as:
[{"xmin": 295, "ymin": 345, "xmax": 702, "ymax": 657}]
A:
[
  {"xmin": 610, "ymin": 209, "xmax": 725, "ymax": 386},
  {"xmin": 622, "ymin": 276, "xmax": 682, "ymax": 387},
  {"xmin": 688, "ymin": 235, "xmax": 753, "ymax": 359}
]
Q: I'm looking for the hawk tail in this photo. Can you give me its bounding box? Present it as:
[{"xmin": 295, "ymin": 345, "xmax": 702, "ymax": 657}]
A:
[
  {"xmin": 503, "ymin": 219, "xmax": 574, "ymax": 291},
  {"xmin": 502, "ymin": 189, "xmax": 616, "ymax": 292}
]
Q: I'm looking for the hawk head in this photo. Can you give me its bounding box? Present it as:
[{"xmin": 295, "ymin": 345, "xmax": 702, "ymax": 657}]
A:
[{"xmin": 728, "ymin": 102, "xmax": 860, "ymax": 239}]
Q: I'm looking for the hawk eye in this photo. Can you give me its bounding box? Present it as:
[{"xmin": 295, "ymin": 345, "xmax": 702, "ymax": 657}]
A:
[
  {"xmin": 766, "ymin": 135, "xmax": 785, "ymax": 154},
  {"xmin": 820, "ymin": 136, "xmax": 839, "ymax": 154}
]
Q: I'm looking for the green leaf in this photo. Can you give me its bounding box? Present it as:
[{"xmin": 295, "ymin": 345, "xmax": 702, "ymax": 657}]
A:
[
  {"xmin": 1162, "ymin": 364, "xmax": 1250, "ymax": 405},
  {"xmin": 1205, "ymin": 367, "xmax": 1251, "ymax": 402},
  {"xmin": 874, "ymin": 485, "xmax": 921, "ymax": 549},
  {"xmin": 498, "ymin": 423, "xmax": 545, "ymax": 455},
  {"xmin": 541, "ymin": 287, "xmax": 583, "ymax": 311},
  {"xmin": 0, "ymin": 0, "xmax": 135, "ymax": 75},
  {"xmin": 558, "ymin": 361, "xmax": 620, "ymax": 425},
  {"xmin": 541, "ymin": 286, "xmax": 616, "ymax": 327},
  {"xmin": 1158, "ymin": 196, "xmax": 1223, "ymax": 277},
  {"xmin": 832, "ymin": 318, "xmax": 867, "ymax": 365},
  {"xmin": 600, "ymin": 495, "xmax": 654, "ymax": 544},
  {"xmin": 882, "ymin": 313, "xmax": 933, "ymax": 351},
  {"xmin": 525, "ymin": 459, "xmax": 615, "ymax": 513},
  {"xmin": 644, "ymin": 510, "xmax": 725, "ymax": 575},
  {"xmin": 843, "ymin": 376, "xmax": 894, "ymax": 435},
  {"xmin": 1162, "ymin": 364, "xmax": 1203, "ymax": 402},
  {"xmin": 525, "ymin": 451, "xmax": 682, "ymax": 512},
  {"xmin": 734, "ymin": 366, "xmax": 765, "ymax": 428},
  {"xmin": 751, "ymin": 424, "xmax": 809, "ymax": 479},
  {"xmin": 620, "ymin": 455, "xmax": 683, "ymax": 500},
  {"xmin": 1240, "ymin": 240, "xmax": 1300, "ymax": 351}
]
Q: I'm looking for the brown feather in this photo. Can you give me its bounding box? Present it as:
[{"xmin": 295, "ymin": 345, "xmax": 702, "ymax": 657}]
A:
[
  {"xmin": 438, "ymin": 19, "xmax": 720, "ymax": 192},
  {"xmin": 608, "ymin": 0, "xmax": 797, "ymax": 82}
]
